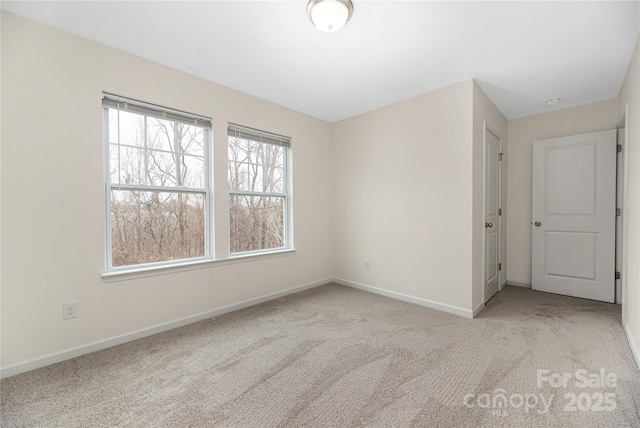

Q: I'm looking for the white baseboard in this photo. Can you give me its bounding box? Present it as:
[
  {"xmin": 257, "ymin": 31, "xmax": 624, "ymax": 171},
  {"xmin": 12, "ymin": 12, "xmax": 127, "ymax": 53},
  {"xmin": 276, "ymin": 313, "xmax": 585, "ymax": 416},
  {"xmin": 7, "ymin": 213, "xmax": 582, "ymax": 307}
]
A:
[
  {"xmin": 1, "ymin": 277, "xmax": 331, "ymax": 379},
  {"xmin": 622, "ymin": 318, "xmax": 640, "ymax": 371},
  {"xmin": 333, "ymin": 278, "xmax": 474, "ymax": 319},
  {"xmin": 506, "ymin": 280, "xmax": 532, "ymax": 288}
]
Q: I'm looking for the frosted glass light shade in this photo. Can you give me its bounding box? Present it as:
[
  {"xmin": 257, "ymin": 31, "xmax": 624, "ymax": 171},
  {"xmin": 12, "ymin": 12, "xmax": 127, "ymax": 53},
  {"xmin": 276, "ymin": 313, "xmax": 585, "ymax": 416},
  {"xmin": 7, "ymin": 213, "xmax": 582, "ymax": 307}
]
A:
[{"xmin": 307, "ymin": 0, "xmax": 354, "ymax": 33}]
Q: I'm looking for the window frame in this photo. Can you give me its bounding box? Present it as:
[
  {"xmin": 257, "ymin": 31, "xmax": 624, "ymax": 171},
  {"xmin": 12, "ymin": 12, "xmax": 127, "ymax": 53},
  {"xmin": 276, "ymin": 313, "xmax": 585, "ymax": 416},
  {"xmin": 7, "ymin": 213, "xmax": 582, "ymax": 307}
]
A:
[
  {"xmin": 227, "ymin": 124, "xmax": 292, "ymax": 256},
  {"xmin": 102, "ymin": 94, "xmax": 213, "ymax": 272}
]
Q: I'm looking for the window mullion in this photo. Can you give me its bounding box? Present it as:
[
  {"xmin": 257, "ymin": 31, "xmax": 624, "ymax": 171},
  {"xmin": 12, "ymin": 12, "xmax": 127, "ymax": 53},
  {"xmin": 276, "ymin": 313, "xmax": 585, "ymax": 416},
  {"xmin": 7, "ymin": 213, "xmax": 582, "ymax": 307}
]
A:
[
  {"xmin": 144, "ymin": 115, "xmax": 149, "ymax": 185},
  {"xmin": 174, "ymin": 122, "xmax": 181, "ymax": 186},
  {"xmin": 229, "ymin": 190, "xmax": 286, "ymax": 198},
  {"xmin": 111, "ymin": 183, "xmax": 207, "ymax": 194}
]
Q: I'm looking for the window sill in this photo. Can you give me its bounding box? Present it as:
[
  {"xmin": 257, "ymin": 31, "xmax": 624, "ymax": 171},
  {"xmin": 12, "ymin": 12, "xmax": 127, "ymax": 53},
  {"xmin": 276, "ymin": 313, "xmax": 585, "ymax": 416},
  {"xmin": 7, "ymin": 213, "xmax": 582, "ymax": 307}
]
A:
[{"xmin": 101, "ymin": 249, "xmax": 297, "ymax": 283}]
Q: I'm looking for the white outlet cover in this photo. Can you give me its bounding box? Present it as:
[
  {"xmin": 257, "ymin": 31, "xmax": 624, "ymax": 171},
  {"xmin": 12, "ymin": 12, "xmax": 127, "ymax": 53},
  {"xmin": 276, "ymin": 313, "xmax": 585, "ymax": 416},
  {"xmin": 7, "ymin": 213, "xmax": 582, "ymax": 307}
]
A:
[{"xmin": 63, "ymin": 301, "xmax": 79, "ymax": 320}]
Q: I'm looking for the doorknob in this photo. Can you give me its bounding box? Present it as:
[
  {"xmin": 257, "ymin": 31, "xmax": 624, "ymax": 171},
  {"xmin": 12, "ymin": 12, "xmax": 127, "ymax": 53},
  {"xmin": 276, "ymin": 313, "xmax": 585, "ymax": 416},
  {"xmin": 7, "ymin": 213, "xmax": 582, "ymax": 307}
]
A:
[
  {"xmin": 534, "ymin": 221, "xmax": 542, "ymax": 227},
  {"xmin": 485, "ymin": 222, "xmax": 493, "ymax": 228}
]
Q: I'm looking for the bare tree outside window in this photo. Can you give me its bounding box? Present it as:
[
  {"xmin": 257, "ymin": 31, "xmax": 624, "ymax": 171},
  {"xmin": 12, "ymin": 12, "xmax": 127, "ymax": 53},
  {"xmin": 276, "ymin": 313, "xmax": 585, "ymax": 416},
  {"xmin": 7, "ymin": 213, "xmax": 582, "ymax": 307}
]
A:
[
  {"xmin": 104, "ymin": 98, "xmax": 211, "ymax": 268},
  {"xmin": 228, "ymin": 126, "xmax": 290, "ymax": 254}
]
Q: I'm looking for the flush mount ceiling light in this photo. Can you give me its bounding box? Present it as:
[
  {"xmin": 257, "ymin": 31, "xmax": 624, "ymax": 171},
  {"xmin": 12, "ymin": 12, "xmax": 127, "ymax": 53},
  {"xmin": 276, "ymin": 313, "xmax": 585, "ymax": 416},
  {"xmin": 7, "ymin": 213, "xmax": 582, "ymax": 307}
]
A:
[{"xmin": 307, "ymin": 0, "xmax": 354, "ymax": 33}]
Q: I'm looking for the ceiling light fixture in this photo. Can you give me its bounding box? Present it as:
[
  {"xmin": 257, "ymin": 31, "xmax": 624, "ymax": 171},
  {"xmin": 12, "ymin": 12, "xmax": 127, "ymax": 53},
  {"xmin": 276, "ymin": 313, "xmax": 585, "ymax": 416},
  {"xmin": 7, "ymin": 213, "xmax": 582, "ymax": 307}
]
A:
[
  {"xmin": 307, "ymin": 0, "xmax": 354, "ymax": 33},
  {"xmin": 546, "ymin": 97, "xmax": 561, "ymax": 105}
]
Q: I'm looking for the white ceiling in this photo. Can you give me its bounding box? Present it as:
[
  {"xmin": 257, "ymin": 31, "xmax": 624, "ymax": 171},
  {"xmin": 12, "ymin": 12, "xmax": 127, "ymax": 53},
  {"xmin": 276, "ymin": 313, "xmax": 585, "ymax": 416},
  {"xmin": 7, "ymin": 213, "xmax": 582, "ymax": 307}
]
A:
[{"xmin": 3, "ymin": 1, "xmax": 639, "ymax": 122}]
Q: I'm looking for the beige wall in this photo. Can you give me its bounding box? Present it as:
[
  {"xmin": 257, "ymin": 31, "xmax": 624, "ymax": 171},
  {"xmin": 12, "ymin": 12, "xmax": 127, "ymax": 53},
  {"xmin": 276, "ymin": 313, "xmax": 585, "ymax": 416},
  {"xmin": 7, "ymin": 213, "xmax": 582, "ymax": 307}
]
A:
[
  {"xmin": 472, "ymin": 82, "xmax": 508, "ymax": 311},
  {"xmin": 1, "ymin": 13, "xmax": 333, "ymax": 369},
  {"xmin": 332, "ymin": 80, "xmax": 475, "ymax": 313},
  {"xmin": 506, "ymin": 99, "xmax": 619, "ymax": 286},
  {"xmin": 618, "ymin": 35, "xmax": 640, "ymax": 364}
]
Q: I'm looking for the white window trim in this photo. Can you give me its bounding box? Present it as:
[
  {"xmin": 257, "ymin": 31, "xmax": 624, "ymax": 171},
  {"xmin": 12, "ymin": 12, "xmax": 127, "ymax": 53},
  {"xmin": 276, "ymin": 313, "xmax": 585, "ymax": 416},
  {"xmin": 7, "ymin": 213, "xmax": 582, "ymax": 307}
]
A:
[
  {"xmin": 227, "ymin": 124, "xmax": 292, "ymax": 255},
  {"xmin": 101, "ymin": 249, "xmax": 297, "ymax": 283},
  {"xmin": 103, "ymin": 94, "xmax": 213, "ymax": 272}
]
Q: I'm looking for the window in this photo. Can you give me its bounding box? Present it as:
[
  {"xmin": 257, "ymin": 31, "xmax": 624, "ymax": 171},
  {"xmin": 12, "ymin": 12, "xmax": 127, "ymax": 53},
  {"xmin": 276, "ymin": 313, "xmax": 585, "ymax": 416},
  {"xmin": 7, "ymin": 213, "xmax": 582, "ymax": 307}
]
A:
[
  {"xmin": 103, "ymin": 94, "xmax": 212, "ymax": 269},
  {"xmin": 227, "ymin": 124, "xmax": 291, "ymax": 254}
]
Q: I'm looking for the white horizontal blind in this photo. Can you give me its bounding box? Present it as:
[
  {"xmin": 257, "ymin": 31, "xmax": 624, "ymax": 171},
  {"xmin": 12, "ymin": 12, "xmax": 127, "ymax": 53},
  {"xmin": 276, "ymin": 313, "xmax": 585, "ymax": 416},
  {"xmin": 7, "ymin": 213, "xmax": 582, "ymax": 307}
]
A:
[
  {"xmin": 103, "ymin": 93, "xmax": 212, "ymax": 128},
  {"xmin": 228, "ymin": 123, "xmax": 291, "ymax": 148}
]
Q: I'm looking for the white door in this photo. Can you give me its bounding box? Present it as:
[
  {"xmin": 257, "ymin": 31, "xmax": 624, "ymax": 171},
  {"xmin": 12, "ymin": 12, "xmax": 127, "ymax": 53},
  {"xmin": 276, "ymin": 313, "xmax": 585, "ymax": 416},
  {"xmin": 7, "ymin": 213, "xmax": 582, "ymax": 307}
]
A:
[
  {"xmin": 484, "ymin": 129, "xmax": 500, "ymax": 302},
  {"xmin": 532, "ymin": 130, "xmax": 616, "ymax": 302}
]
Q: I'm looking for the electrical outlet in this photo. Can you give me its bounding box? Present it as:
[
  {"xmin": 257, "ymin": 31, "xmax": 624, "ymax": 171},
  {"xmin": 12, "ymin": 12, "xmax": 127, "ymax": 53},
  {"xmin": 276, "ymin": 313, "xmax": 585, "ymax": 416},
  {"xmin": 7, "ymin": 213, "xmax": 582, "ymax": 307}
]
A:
[
  {"xmin": 63, "ymin": 301, "xmax": 79, "ymax": 320},
  {"xmin": 364, "ymin": 259, "xmax": 371, "ymax": 270}
]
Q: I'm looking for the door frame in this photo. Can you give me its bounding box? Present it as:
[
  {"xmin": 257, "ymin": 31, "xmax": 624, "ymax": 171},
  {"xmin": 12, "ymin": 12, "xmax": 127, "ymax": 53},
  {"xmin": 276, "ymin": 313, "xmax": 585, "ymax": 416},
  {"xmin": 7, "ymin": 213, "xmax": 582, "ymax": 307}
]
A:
[
  {"xmin": 616, "ymin": 104, "xmax": 629, "ymax": 305},
  {"xmin": 483, "ymin": 122, "xmax": 505, "ymax": 303}
]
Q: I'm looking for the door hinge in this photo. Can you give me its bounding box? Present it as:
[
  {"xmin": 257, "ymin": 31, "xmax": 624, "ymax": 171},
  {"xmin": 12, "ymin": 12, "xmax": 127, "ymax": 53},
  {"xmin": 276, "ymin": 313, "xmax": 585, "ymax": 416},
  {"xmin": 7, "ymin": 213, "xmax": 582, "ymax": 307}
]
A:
[
  {"xmin": 617, "ymin": 144, "xmax": 623, "ymax": 153},
  {"xmin": 499, "ymin": 153, "xmax": 505, "ymax": 161},
  {"xmin": 498, "ymin": 208, "xmax": 502, "ymax": 216},
  {"xmin": 616, "ymin": 271, "xmax": 621, "ymax": 280},
  {"xmin": 617, "ymin": 208, "xmax": 622, "ymax": 217},
  {"xmin": 498, "ymin": 263, "xmax": 502, "ymax": 271}
]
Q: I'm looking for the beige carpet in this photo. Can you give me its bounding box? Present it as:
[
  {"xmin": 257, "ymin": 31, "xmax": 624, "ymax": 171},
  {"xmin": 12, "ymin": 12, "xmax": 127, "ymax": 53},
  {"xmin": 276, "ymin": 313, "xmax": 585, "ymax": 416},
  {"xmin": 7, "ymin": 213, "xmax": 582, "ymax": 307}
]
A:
[{"xmin": 1, "ymin": 284, "xmax": 639, "ymax": 427}]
